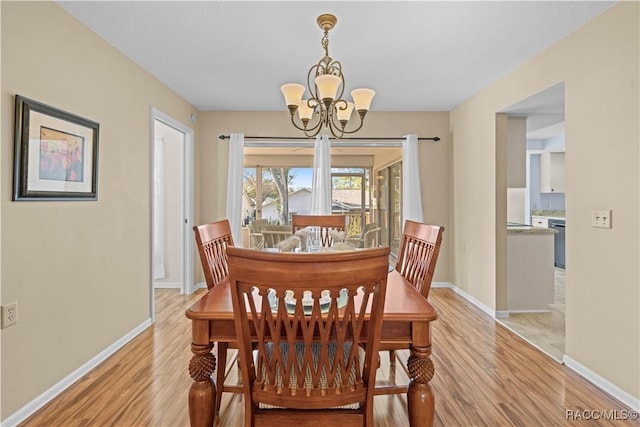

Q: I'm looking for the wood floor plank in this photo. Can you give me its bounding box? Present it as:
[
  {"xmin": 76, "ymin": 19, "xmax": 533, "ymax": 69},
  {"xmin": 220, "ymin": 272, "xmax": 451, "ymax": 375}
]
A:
[{"xmin": 20, "ymin": 288, "xmax": 637, "ymax": 427}]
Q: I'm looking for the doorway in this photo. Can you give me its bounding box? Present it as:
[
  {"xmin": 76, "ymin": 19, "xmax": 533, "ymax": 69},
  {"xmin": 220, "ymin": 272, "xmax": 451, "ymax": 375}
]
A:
[
  {"xmin": 498, "ymin": 83, "xmax": 566, "ymax": 362},
  {"xmin": 150, "ymin": 109, "xmax": 195, "ymax": 320}
]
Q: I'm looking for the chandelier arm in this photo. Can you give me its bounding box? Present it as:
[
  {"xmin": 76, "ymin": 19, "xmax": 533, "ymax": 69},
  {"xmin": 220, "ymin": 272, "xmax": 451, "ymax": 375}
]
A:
[
  {"xmin": 330, "ymin": 110, "xmax": 367, "ymax": 136},
  {"xmin": 303, "ymin": 127, "xmax": 322, "ymax": 138},
  {"xmin": 328, "ymin": 99, "xmax": 347, "ymax": 130},
  {"xmin": 337, "ymin": 117, "xmax": 367, "ymax": 135},
  {"xmin": 288, "ymin": 114, "xmax": 312, "ymax": 133},
  {"xmin": 308, "ymin": 65, "xmax": 321, "ymax": 101},
  {"xmin": 305, "ymin": 107, "xmax": 326, "ymax": 133},
  {"xmin": 288, "ymin": 107, "xmax": 325, "ymax": 136},
  {"xmin": 330, "ymin": 61, "xmax": 345, "ymax": 100},
  {"xmin": 327, "ymin": 119, "xmax": 345, "ymax": 139}
]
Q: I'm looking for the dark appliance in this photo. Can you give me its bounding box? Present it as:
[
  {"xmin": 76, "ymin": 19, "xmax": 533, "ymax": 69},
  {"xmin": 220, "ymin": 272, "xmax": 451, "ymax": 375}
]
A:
[{"xmin": 549, "ymin": 219, "xmax": 565, "ymax": 268}]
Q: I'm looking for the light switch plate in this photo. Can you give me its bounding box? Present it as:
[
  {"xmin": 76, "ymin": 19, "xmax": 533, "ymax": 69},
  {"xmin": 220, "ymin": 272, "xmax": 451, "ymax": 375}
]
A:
[{"xmin": 592, "ymin": 209, "xmax": 612, "ymax": 229}]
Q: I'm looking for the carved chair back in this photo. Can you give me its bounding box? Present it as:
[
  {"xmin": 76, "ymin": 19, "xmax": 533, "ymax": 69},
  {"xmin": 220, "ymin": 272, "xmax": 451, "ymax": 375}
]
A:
[
  {"xmin": 291, "ymin": 214, "xmax": 346, "ymax": 247},
  {"xmin": 193, "ymin": 219, "xmax": 234, "ymax": 290},
  {"xmin": 394, "ymin": 220, "xmax": 444, "ymax": 299},
  {"xmin": 227, "ymin": 246, "xmax": 389, "ymax": 426}
]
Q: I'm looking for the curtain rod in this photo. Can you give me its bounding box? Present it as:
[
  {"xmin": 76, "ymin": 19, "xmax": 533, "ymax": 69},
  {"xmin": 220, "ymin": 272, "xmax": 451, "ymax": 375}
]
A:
[{"xmin": 218, "ymin": 135, "xmax": 440, "ymax": 142}]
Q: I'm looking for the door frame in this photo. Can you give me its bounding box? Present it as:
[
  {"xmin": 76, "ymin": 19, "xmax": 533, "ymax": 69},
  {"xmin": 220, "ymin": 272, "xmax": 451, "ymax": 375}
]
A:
[{"xmin": 150, "ymin": 108, "xmax": 195, "ymax": 320}]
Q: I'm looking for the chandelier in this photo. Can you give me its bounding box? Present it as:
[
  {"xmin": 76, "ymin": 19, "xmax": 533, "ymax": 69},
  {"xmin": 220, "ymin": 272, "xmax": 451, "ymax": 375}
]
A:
[{"xmin": 280, "ymin": 14, "xmax": 375, "ymax": 138}]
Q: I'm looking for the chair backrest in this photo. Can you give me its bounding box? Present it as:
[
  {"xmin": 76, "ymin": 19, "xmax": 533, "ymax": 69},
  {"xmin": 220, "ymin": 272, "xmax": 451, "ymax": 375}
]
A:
[
  {"xmin": 248, "ymin": 218, "xmax": 269, "ymax": 234},
  {"xmin": 394, "ymin": 220, "xmax": 444, "ymax": 299},
  {"xmin": 262, "ymin": 224, "xmax": 293, "ymax": 248},
  {"xmin": 359, "ymin": 222, "xmax": 379, "ymax": 239},
  {"xmin": 291, "ymin": 214, "xmax": 346, "ymax": 247},
  {"xmin": 193, "ymin": 219, "xmax": 234, "ymax": 290},
  {"xmin": 362, "ymin": 227, "xmax": 381, "ymax": 248},
  {"xmin": 228, "ymin": 246, "xmax": 389, "ymax": 415}
]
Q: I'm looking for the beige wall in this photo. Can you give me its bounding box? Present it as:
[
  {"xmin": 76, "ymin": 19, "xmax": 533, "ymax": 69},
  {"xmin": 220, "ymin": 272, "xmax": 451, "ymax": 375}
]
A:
[
  {"xmin": 451, "ymin": 2, "xmax": 639, "ymax": 399},
  {"xmin": 1, "ymin": 2, "xmax": 198, "ymax": 417},
  {"xmin": 196, "ymin": 111, "xmax": 452, "ymax": 284}
]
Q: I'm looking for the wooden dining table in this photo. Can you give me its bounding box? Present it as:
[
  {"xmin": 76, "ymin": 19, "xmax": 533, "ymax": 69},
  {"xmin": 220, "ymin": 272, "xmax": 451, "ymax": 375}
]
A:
[{"xmin": 185, "ymin": 268, "xmax": 438, "ymax": 427}]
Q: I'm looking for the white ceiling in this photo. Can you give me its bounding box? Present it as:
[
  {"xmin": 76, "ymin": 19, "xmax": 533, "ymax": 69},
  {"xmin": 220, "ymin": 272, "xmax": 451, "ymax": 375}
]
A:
[
  {"xmin": 57, "ymin": 1, "xmax": 614, "ymax": 113},
  {"xmin": 503, "ymin": 82, "xmax": 566, "ymax": 140}
]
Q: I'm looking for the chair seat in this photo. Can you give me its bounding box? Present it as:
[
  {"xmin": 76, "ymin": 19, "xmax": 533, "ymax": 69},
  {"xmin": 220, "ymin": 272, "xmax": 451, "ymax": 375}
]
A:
[{"xmin": 256, "ymin": 341, "xmax": 363, "ymax": 410}]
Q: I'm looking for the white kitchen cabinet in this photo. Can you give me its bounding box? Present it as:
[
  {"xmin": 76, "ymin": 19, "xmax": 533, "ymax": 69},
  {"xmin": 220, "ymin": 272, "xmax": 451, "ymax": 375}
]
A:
[
  {"xmin": 531, "ymin": 216, "xmax": 549, "ymax": 228},
  {"xmin": 540, "ymin": 151, "xmax": 565, "ymax": 192}
]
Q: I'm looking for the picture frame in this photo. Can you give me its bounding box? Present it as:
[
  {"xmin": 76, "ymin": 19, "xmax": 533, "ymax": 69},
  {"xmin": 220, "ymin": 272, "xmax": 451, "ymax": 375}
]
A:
[{"xmin": 13, "ymin": 95, "xmax": 99, "ymax": 201}]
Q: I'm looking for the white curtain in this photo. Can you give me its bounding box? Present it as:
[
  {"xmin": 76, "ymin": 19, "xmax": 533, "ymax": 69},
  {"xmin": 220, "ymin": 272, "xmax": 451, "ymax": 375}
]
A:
[
  {"xmin": 310, "ymin": 134, "xmax": 332, "ymax": 214},
  {"xmin": 402, "ymin": 134, "xmax": 424, "ymax": 224},
  {"xmin": 226, "ymin": 133, "xmax": 245, "ymax": 245},
  {"xmin": 152, "ymin": 137, "xmax": 166, "ymax": 280}
]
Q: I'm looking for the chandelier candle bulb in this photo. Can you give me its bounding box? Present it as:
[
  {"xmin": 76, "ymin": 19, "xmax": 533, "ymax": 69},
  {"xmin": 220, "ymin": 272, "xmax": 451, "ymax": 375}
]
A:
[
  {"xmin": 335, "ymin": 101, "xmax": 354, "ymax": 123},
  {"xmin": 315, "ymin": 74, "xmax": 341, "ymax": 103},
  {"xmin": 351, "ymin": 88, "xmax": 376, "ymax": 113},
  {"xmin": 280, "ymin": 83, "xmax": 305, "ymax": 110},
  {"xmin": 298, "ymin": 100, "xmax": 315, "ymax": 124}
]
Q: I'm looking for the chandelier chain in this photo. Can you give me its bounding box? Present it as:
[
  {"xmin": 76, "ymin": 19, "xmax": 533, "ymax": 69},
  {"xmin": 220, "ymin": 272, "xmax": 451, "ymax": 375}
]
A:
[{"xmin": 321, "ymin": 29, "xmax": 330, "ymax": 58}]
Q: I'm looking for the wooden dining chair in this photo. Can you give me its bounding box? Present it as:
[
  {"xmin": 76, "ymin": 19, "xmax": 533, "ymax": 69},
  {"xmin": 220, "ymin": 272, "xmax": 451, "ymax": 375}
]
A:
[
  {"xmin": 261, "ymin": 224, "xmax": 293, "ymax": 248},
  {"xmin": 291, "ymin": 214, "xmax": 346, "ymax": 247},
  {"xmin": 345, "ymin": 223, "xmax": 381, "ymax": 249},
  {"xmin": 227, "ymin": 246, "xmax": 390, "ymax": 427},
  {"xmin": 192, "ymin": 219, "xmax": 240, "ymax": 413},
  {"xmin": 377, "ymin": 220, "xmax": 444, "ymax": 395}
]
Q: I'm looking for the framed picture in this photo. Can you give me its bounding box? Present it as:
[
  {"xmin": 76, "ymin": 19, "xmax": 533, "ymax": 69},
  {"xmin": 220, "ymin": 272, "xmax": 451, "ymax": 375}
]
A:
[{"xmin": 13, "ymin": 95, "xmax": 99, "ymax": 201}]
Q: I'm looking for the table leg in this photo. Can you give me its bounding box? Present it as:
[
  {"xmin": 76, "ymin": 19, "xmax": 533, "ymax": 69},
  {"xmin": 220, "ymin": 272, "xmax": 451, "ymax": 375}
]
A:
[
  {"xmin": 188, "ymin": 342, "xmax": 216, "ymax": 427},
  {"xmin": 406, "ymin": 344, "xmax": 435, "ymax": 427}
]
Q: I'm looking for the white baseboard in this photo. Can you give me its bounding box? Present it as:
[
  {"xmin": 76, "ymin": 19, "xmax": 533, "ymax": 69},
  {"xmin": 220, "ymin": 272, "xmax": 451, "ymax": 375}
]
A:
[
  {"xmin": 446, "ymin": 283, "xmax": 497, "ymax": 318},
  {"xmin": 1, "ymin": 319, "xmax": 152, "ymax": 427},
  {"xmin": 500, "ymin": 309, "xmax": 551, "ymax": 315},
  {"xmin": 431, "ymin": 281, "xmax": 452, "ymax": 288},
  {"xmin": 563, "ymin": 355, "xmax": 640, "ymax": 412},
  {"xmin": 153, "ymin": 282, "xmax": 181, "ymax": 289},
  {"xmin": 432, "ymin": 282, "xmax": 640, "ymax": 413}
]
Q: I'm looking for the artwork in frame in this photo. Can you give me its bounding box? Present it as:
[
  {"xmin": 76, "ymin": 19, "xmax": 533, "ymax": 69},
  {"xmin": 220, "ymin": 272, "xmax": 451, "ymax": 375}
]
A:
[{"xmin": 13, "ymin": 95, "xmax": 99, "ymax": 201}]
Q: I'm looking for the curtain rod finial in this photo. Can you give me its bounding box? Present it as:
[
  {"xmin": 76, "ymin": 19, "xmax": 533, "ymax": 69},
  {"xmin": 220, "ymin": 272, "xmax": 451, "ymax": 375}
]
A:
[{"xmin": 219, "ymin": 134, "xmax": 228, "ymax": 140}]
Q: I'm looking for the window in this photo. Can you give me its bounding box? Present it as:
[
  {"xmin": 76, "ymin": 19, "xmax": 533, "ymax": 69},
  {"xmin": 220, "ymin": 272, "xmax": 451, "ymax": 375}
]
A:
[
  {"xmin": 243, "ymin": 167, "xmax": 313, "ymax": 225},
  {"xmin": 331, "ymin": 168, "xmax": 368, "ymax": 236},
  {"xmin": 241, "ymin": 143, "xmax": 402, "ymax": 252},
  {"xmin": 376, "ymin": 162, "xmax": 402, "ymax": 257}
]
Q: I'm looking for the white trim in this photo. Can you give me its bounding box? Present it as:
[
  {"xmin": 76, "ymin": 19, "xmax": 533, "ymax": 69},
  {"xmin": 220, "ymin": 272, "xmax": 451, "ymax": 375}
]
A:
[
  {"xmin": 153, "ymin": 282, "xmax": 182, "ymax": 289},
  {"xmin": 495, "ymin": 310, "xmax": 510, "ymax": 318},
  {"xmin": 194, "ymin": 281, "xmax": 208, "ymax": 291},
  {"xmin": 563, "ymin": 356, "xmax": 640, "ymax": 412},
  {"xmin": 502, "ymin": 309, "xmax": 551, "ymax": 314},
  {"xmin": 431, "ymin": 281, "xmax": 452, "ymax": 288},
  {"xmin": 438, "ymin": 282, "xmax": 640, "ymax": 411},
  {"xmin": 1, "ymin": 319, "xmax": 152, "ymax": 427},
  {"xmin": 447, "ymin": 283, "xmax": 497, "ymax": 318},
  {"xmin": 150, "ymin": 108, "xmax": 196, "ymax": 317}
]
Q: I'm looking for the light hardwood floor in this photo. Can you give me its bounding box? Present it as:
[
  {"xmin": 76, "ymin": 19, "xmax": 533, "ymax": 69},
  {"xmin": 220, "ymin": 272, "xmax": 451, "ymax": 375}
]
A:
[
  {"xmin": 20, "ymin": 286, "xmax": 636, "ymax": 427},
  {"xmin": 498, "ymin": 267, "xmax": 566, "ymax": 361}
]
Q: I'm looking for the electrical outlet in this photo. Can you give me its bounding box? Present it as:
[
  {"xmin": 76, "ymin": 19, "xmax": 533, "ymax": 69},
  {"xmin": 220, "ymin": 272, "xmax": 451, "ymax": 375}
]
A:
[
  {"xmin": 592, "ymin": 209, "xmax": 612, "ymax": 229},
  {"xmin": 1, "ymin": 301, "xmax": 18, "ymax": 328}
]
